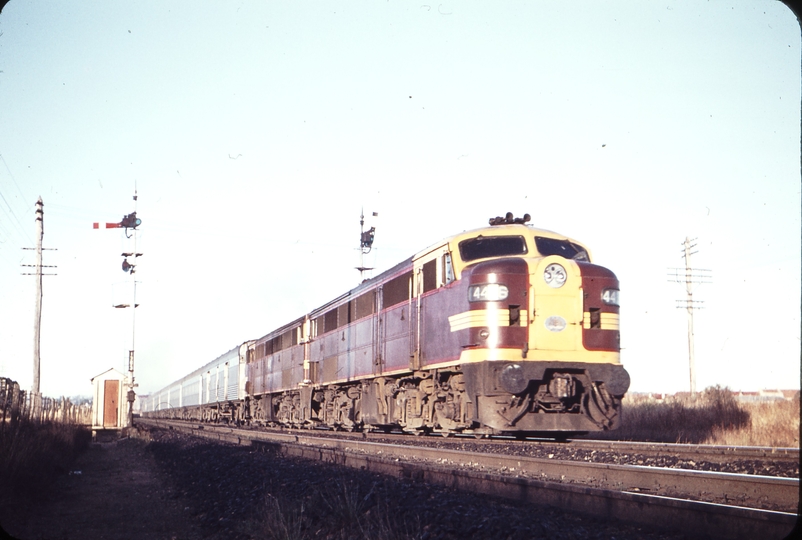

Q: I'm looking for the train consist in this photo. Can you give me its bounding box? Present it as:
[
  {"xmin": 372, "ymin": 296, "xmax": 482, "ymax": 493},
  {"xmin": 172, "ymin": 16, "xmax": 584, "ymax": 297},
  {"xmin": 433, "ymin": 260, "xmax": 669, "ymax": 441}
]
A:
[{"xmin": 142, "ymin": 214, "xmax": 630, "ymax": 435}]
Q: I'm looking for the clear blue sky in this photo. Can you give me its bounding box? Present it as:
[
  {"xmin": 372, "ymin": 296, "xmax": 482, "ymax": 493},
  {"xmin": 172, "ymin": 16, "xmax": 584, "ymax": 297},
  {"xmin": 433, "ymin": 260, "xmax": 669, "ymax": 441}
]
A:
[{"xmin": 0, "ymin": 1, "xmax": 799, "ymax": 398}]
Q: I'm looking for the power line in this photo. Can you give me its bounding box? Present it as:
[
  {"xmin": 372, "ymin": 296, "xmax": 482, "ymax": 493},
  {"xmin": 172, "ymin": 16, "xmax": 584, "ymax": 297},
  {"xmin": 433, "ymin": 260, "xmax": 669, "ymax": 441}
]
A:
[
  {"xmin": 0, "ymin": 154, "xmax": 34, "ymax": 246},
  {"xmin": 0, "ymin": 188, "xmax": 34, "ymax": 247},
  {"xmin": 0, "ymin": 154, "xmax": 31, "ymax": 206}
]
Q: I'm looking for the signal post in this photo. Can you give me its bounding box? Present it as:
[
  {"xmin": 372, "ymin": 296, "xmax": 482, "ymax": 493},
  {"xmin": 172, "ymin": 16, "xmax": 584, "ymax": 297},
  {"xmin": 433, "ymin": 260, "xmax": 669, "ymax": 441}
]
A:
[{"xmin": 93, "ymin": 191, "xmax": 142, "ymax": 428}]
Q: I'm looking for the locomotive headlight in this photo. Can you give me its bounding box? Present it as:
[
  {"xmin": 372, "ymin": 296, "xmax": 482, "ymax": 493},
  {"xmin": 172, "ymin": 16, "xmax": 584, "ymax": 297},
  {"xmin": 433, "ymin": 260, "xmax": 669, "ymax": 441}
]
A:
[
  {"xmin": 543, "ymin": 263, "xmax": 567, "ymax": 288},
  {"xmin": 468, "ymin": 283, "xmax": 509, "ymax": 302},
  {"xmin": 499, "ymin": 364, "xmax": 529, "ymax": 394},
  {"xmin": 601, "ymin": 288, "xmax": 620, "ymax": 306}
]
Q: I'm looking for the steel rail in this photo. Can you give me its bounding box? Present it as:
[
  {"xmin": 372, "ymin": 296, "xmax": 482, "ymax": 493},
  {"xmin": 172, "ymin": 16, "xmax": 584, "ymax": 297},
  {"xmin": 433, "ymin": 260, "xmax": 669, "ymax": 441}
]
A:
[
  {"xmin": 137, "ymin": 418, "xmax": 798, "ymax": 540},
  {"xmin": 375, "ymin": 430, "xmax": 800, "ymax": 465},
  {"xmin": 204, "ymin": 421, "xmax": 801, "ymax": 466},
  {"xmin": 359, "ymin": 431, "xmax": 800, "ymax": 466},
  {"xmin": 550, "ymin": 438, "xmax": 800, "ymax": 464}
]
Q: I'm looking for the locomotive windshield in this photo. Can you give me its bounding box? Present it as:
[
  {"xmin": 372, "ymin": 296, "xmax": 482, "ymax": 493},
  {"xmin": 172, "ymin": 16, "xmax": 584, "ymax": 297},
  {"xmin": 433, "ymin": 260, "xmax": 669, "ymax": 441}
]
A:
[
  {"xmin": 459, "ymin": 235, "xmax": 527, "ymax": 262},
  {"xmin": 535, "ymin": 236, "xmax": 590, "ymax": 261}
]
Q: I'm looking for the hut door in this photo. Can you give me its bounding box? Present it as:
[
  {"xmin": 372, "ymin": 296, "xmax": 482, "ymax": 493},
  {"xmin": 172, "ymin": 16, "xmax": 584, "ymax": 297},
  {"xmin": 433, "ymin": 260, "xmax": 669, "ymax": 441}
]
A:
[{"xmin": 103, "ymin": 380, "xmax": 119, "ymax": 427}]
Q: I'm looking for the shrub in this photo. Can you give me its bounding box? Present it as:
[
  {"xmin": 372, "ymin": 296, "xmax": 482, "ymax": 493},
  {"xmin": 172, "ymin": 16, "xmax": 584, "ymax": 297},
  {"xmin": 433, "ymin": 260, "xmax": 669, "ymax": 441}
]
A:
[{"xmin": 594, "ymin": 386, "xmax": 799, "ymax": 447}]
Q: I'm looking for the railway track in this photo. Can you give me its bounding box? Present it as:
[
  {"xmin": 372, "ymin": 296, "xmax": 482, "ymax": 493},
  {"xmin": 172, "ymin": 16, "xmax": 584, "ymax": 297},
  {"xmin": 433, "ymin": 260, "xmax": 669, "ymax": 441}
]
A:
[
  {"xmin": 225, "ymin": 425, "xmax": 799, "ymax": 474},
  {"xmin": 535, "ymin": 437, "xmax": 800, "ymax": 466},
  {"xmin": 136, "ymin": 418, "xmax": 799, "ymax": 540}
]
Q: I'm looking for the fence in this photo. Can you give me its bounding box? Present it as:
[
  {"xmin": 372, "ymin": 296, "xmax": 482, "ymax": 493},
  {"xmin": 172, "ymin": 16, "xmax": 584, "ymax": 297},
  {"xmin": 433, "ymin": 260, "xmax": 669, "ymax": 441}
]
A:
[{"xmin": 0, "ymin": 377, "xmax": 92, "ymax": 427}]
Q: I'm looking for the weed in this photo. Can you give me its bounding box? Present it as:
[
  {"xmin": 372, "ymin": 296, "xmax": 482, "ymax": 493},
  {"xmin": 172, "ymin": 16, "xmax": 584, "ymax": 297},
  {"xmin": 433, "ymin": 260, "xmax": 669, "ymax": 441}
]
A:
[
  {"xmin": 248, "ymin": 475, "xmax": 423, "ymax": 540},
  {"xmin": 257, "ymin": 494, "xmax": 310, "ymax": 540}
]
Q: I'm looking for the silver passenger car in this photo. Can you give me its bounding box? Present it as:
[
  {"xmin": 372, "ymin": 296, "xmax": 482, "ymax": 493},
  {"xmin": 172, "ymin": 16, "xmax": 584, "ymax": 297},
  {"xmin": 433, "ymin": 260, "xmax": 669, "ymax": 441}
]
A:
[{"xmin": 141, "ymin": 342, "xmax": 251, "ymax": 422}]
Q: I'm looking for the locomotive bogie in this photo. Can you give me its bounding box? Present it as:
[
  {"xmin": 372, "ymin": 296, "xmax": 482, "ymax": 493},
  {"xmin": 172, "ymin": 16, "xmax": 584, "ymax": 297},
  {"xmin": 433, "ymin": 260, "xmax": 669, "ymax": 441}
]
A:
[{"xmin": 143, "ymin": 219, "xmax": 630, "ymax": 436}]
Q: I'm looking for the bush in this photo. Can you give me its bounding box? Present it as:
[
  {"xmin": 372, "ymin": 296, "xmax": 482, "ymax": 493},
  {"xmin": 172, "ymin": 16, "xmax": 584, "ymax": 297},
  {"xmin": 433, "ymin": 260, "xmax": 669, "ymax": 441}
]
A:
[
  {"xmin": 593, "ymin": 386, "xmax": 799, "ymax": 446},
  {"xmin": 593, "ymin": 386, "xmax": 746, "ymax": 443}
]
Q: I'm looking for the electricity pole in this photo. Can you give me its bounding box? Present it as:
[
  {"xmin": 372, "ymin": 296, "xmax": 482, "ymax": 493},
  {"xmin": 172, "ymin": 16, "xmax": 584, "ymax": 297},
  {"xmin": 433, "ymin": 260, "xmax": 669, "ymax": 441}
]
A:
[
  {"xmin": 668, "ymin": 237, "xmax": 711, "ymax": 397},
  {"xmin": 21, "ymin": 197, "xmax": 57, "ymax": 420},
  {"xmin": 32, "ymin": 199, "xmax": 42, "ymax": 409}
]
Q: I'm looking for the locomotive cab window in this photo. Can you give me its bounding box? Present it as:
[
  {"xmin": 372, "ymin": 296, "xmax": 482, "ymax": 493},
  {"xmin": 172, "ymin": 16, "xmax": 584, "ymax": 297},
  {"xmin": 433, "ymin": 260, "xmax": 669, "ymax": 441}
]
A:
[
  {"xmin": 534, "ymin": 236, "xmax": 590, "ymax": 261},
  {"xmin": 459, "ymin": 235, "xmax": 527, "ymax": 262},
  {"xmin": 442, "ymin": 252, "xmax": 454, "ymax": 285},
  {"xmin": 422, "ymin": 259, "xmax": 437, "ymax": 293}
]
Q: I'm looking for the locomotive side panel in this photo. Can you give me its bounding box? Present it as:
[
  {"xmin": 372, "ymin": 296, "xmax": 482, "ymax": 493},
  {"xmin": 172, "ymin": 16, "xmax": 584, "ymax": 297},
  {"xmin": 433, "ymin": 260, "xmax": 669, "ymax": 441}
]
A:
[
  {"xmin": 249, "ymin": 358, "xmax": 262, "ymax": 396},
  {"xmin": 419, "ymin": 280, "xmax": 468, "ymax": 368},
  {"xmin": 293, "ymin": 344, "xmax": 305, "ymax": 386},
  {"xmin": 279, "ymin": 350, "xmax": 291, "ymax": 390},
  {"xmin": 266, "ymin": 356, "xmax": 278, "ymax": 394},
  {"xmin": 382, "ymin": 303, "xmax": 412, "ymax": 373},
  {"xmin": 352, "ymin": 317, "xmax": 375, "ymax": 378},
  {"xmin": 336, "ymin": 323, "xmax": 354, "ymax": 383}
]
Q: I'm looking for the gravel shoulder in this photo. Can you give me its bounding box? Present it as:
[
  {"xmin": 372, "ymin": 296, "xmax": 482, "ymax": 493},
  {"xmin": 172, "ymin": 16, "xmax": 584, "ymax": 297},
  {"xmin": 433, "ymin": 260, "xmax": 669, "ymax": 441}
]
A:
[
  {"xmin": 1, "ymin": 426, "xmax": 695, "ymax": 540},
  {"xmin": 141, "ymin": 427, "xmax": 691, "ymax": 540},
  {"xmin": 0, "ymin": 436, "xmax": 204, "ymax": 540}
]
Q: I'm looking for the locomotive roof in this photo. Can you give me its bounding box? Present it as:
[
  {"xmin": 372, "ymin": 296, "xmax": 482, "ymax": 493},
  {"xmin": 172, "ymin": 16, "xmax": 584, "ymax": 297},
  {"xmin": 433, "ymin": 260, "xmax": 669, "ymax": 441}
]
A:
[
  {"xmin": 252, "ymin": 222, "xmax": 593, "ymax": 344},
  {"xmin": 414, "ymin": 223, "xmax": 592, "ymax": 262},
  {"xmin": 317, "ymin": 223, "xmax": 592, "ymax": 315}
]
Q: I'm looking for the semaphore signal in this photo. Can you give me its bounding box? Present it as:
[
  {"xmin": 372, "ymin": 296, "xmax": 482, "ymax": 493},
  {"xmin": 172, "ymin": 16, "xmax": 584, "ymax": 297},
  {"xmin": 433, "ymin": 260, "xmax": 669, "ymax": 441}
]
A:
[
  {"xmin": 93, "ymin": 212, "xmax": 141, "ymax": 238},
  {"xmin": 92, "ymin": 191, "xmax": 142, "ymax": 428}
]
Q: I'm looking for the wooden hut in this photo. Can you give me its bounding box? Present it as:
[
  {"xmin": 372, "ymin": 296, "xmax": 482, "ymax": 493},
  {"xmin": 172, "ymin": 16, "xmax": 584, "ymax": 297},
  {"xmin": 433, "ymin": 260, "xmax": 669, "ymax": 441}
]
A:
[{"xmin": 90, "ymin": 368, "xmax": 128, "ymax": 436}]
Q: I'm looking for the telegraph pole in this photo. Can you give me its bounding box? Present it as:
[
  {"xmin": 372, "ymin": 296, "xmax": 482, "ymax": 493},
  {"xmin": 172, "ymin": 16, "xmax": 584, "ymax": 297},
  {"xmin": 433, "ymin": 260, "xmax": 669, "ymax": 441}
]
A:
[
  {"xmin": 21, "ymin": 197, "xmax": 57, "ymax": 419},
  {"xmin": 668, "ymin": 237, "xmax": 711, "ymax": 397},
  {"xmin": 33, "ymin": 198, "xmax": 43, "ymax": 405}
]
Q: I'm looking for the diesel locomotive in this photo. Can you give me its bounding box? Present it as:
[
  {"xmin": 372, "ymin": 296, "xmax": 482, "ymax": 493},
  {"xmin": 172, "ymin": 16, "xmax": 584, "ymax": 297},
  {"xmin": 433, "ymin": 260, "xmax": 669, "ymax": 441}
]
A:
[{"xmin": 142, "ymin": 214, "xmax": 630, "ymax": 436}]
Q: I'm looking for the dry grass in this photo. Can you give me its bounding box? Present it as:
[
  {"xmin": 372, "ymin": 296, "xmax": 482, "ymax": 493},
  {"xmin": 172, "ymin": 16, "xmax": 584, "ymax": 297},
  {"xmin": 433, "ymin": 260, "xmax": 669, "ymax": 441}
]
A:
[
  {"xmin": 594, "ymin": 386, "xmax": 800, "ymax": 447},
  {"xmin": 250, "ymin": 475, "xmax": 421, "ymax": 540},
  {"xmin": 0, "ymin": 419, "xmax": 91, "ymax": 500},
  {"xmin": 706, "ymin": 399, "xmax": 800, "ymax": 447}
]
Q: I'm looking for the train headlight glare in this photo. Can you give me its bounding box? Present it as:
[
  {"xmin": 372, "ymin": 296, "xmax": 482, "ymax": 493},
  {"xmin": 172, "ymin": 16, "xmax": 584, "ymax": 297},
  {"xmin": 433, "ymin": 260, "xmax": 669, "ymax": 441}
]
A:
[
  {"xmin": 468, "ymin": 283, "xmax": 509, "ymax": 302},
  {"xmin": 601, "ymin": 289, "xmax": 620, "ymax": 306},
  {"xmin": 543, "ymin": 263, "xmax": 567, "ymax": 288}
]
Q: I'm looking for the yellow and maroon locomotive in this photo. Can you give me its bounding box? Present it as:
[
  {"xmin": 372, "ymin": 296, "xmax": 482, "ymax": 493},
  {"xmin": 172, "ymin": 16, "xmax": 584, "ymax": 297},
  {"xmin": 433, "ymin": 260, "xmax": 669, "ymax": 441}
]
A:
[{"xmin": 243, "ymin": 213, "xmax": 629, "ymax": 435}]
